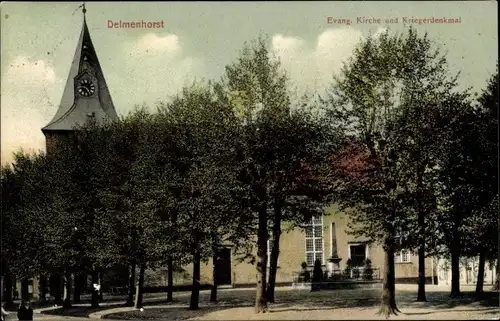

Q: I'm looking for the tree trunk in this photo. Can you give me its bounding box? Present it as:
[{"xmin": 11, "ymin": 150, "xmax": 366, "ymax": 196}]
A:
[
  {"xmin": 62, "ymin": 271, "xmax": 73, "ymax": 308},
  {"xmin": 475, "ymin": 249, "xmax": 486, "ymax": 299},
  {"xmin": 167, "ymin": 209, "xmax": 178, "ymax": 302},
  {"xmin": 134, "ymin": 263, "xmax": 145, "ymax": 309},
  {"xmin": 450, "ymin": 244, "xmax": 461, "ymax": 298},
  {"xmin": 416, "ymin": 166, "xmax": 426, "ymax": 301},
  {"xmin": 166, "ymin": 256, "xmax": 173, "ymax": 302},
  {"xmin": 73, "ymin": 273, "xmax": 82, "ymax": 304},
  {"xmin": 266, "ymin": 201, "xmax": 282, "ymax": 303},
  {"xmin": 50, "ymin": 273, "xmax": 63, "ymax": 306},
  {"xmin": 254, "ymin": 205, "xmax": 268, "ymax": 314},
  {"xmin": 99, "ymin": 270, "xmax": 104, "ymax": 301},
  {"xmin": 189, "ymin": 237, "xmax": 201, "ymax": 310},
  {"xmin": 210, "ymin": 236, "xmax": 218, "ymax": 303},
  {"xmin": 377, "ymin": 233, "xmax": 400, "ymax": 317},
  {"xmin": 3, "ymin": 271, "xmax": 14, "ymax": 309},
  {"xmin": 91, "ymin": 270, "xmax": 100, "ymax": 308},
  {"xmin": 38, "ymin": 274, "xmax": 47, "ymax": 303},
  {"xmin": 20, "ymin": 277, "xmax": 29, "ymax": 302},
  {"xmin": 125, "ymin": 261, "xmax": 136, "ymax": 307}
]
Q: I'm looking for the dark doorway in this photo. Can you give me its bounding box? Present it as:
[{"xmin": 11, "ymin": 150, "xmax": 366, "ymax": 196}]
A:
[
  {"xmin": 349, "ymin": 244, "xmax": 366, "ymax": 266},
  {"xmin": 215, "ymin": 248, "xmax": 232, "ymax": 285}
]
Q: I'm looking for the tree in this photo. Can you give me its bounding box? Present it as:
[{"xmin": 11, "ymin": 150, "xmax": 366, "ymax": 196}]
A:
[
  {"xmin": 481, "ymin": 68, "xmax": 499, "ymax": 292},
  {"xmin": 88, "ymin": 108, "xmax": 155, "ymax": 307},
  {"xmin": 322, "ymin": 27, "xmax": 459, "ymax": 316},
  {"xmin": 427, "ymin": 92, "xmax": 480, "ymax": 298},
  {"xmin": 462, "ymin": 68, "xmax": 498, "ymax": 297},
  {"xmin": 1, "ymin": 152, "xmax": 52, "ymax": 307},
  {"xmin": 219, "ymin": 35, "xmax": 338, "ymax": 309},
  {"xmin": 155, "ymin": 83, "xmax": 253, "ymax": 310},
  {"xmin": 383, "ymin": 30, "xmax": 464, "ymax": 301},
  {"xmin": 44, "ymin": 123, "xmax": 110, "ymax": 308},
  {"xmin": 218, "ymin": 36, "xmax": 288, "ymax": 313},
  {"xmin": 264, "ymin": 105, "xmax": 338, "ymax": 303}
]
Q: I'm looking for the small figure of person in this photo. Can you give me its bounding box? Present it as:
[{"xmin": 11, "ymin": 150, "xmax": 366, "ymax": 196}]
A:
[
  {"xmin": 17, "ymin": 301, "xmax": 27, "ymax": 321},
  {"xmin": 13, "ymin": 289, "xmax": 19, "ymax": 300},
  {"xmin": 45, "ymin": 290, "xmax": 51, "ymax": 305},
  {"xmin": 1, "ymin": 304, "xmax": 9, "ymax": 321},
  {"xmin": 25, "ymin": 302, "xmax": 33, "ymax": 321},
  {"xmin": 93, "ymin": 283, "xmax": 101, "ymax": 302}
]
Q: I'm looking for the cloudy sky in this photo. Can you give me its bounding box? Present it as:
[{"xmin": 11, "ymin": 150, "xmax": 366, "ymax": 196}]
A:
[{"xmin": 1, "ymin": 1, "xmax": 497, "ymax": 164}]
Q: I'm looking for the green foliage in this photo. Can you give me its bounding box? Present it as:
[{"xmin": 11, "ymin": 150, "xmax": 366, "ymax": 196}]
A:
[
  {"xmin": 352, "ymin": 267, "xmax": 360, "ymax": 279},
  {"xmin": 324, "ymin": 27, "xmax": 466, "ymax": 251},
  {"xmin": 343, "ymin": 259, "xmax": 353, "ymax": 279},
  {"xmin": 456, "ymin": 68, "xmax": 498, "ymax": 259},
  {"xmin": 363, "ymin": 259, "xmax": 374, "ymax": 280},
  {"xmin": 1, "ymin": 153, "xmax": 52, "ymax": 278},
  {"xmin": 312, "ymin": 259, "xmax": 323, "ymax": 282}
]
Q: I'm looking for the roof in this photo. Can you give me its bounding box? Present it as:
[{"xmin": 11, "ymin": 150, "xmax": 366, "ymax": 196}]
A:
[{"xmin": 42, "ymin": 15, "xmax": 118, "ymax": 132}]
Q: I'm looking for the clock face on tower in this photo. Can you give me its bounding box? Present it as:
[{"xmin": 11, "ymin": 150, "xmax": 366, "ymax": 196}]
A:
[{"xmin": 77, "ymin": 78, "xmax": 96, "ymax": 97}]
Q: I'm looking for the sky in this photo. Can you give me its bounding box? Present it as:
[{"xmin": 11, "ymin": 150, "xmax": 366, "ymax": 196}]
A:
[{"xmin": 1, "ymin": 1, "xmax": 498, "ymax": 165}]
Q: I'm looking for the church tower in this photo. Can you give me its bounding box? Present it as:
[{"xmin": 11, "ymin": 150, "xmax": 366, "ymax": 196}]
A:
[{"xmin": 42, "ymin": 5, "xmax": 118, "ymax": 154}]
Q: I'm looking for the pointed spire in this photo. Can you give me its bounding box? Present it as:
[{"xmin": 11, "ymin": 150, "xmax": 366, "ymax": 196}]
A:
[{"xmin": 42, "ymin": 6, "xmax": 118, "ymax": 133}]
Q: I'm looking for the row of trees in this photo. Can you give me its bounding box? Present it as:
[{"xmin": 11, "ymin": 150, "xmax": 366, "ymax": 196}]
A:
[
  {"xmin": 1, "ymin": 37, "xmax": 336, "ymax": 312},
  {"xmin": 325, "ymin": 28, "xmax": 498, "ymax": 315},
  {"xmin": 1, "ymin": 28, "xmax": 498, "ymax": 317}
]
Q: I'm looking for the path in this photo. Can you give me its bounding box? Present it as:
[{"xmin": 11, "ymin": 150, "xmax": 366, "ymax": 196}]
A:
[{"xmin": 10, "ymin": 285, "xmax": 497, "ymax": 320}]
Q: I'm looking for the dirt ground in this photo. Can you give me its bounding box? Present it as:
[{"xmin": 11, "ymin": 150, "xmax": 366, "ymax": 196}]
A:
[{"xmin": 105, "ymin": 284, "xmax": 499, "ymax": 320}]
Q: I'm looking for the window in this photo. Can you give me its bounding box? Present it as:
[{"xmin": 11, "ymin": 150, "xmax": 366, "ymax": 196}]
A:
[
  {"xmin": 394, "ymin": 233, "xmax": 410, "ymax": 263},
  {"xmin": 305, "ymin": 215, "xmax": 324, "ymax": 266},
  {"xmin": 395, "ymin": 249, "xmax": 410, "ymax": 263}
]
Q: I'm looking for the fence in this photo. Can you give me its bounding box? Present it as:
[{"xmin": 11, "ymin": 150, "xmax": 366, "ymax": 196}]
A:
[{"xmin": 293, "ymin": 266, "xmax": 381, "ymax": 283}]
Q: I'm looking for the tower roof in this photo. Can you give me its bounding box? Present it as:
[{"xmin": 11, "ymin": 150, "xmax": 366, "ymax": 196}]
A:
[{"xmin": 42, "ymin": 10, "xmax": 118, "ymax": 132}]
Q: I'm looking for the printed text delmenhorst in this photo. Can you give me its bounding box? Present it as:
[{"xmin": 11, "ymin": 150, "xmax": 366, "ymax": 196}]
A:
[{"xmin": 108, "ymin": 20, "xmax": 165, "ymax": 29}]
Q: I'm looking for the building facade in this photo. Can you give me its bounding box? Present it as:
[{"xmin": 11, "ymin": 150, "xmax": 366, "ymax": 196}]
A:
[
  {"xmin": 436, "ymin": 256, "xmax": 498, "ymax": 286},
  {"xmin": 187, "ymin": 205, "xmax": 437, "ymax": 287}
]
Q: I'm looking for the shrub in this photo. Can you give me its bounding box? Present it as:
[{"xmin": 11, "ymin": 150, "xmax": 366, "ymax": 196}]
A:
[
  {"xmin": 343, "ymin": 258, "xmax": 353, "ymax": 279},
  {"xmin": 311, "ymin": 259, "xmax": 323, "ymax": 291},
  {"xmin": 352, "ymin": 267, "xmax": 360, "ymax": 279},
  {"xmin": 304, "ymin": 270, "xmax": 311, "ymax": 282},
  {"xmin": 298, "ymin": 262, "xmax": 310, "ymax": 282},
  {"xmin": 312, "ymin": 260, "xmax": 323, "ymax": 282},
  {"xmin": 363, "ymin": 259, "xmax": 374, "ymax": 280}
]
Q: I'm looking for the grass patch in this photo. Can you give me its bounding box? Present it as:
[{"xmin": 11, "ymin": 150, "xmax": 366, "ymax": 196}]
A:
[
  {"xmin": 41, "ymin": 306, "xmax": 113, "ymax": 317},
  {"xmin": 105, "ymin": 307, "xmax": 224, "ymax": 320}
]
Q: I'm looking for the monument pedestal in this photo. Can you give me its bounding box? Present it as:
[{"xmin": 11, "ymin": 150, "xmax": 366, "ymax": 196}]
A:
[{"xmin": 327, "ymin": 257, "xmax": 342, "ymax": 275}]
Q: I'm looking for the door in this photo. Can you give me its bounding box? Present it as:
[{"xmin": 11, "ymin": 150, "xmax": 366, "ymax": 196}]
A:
[
  {"xmin": 349, "ymin": 244, "xmax": 366, "ymax": 266},
  {"xmin": 215, "ymin": 248, "xmax": 232, "ymax": 285}
]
